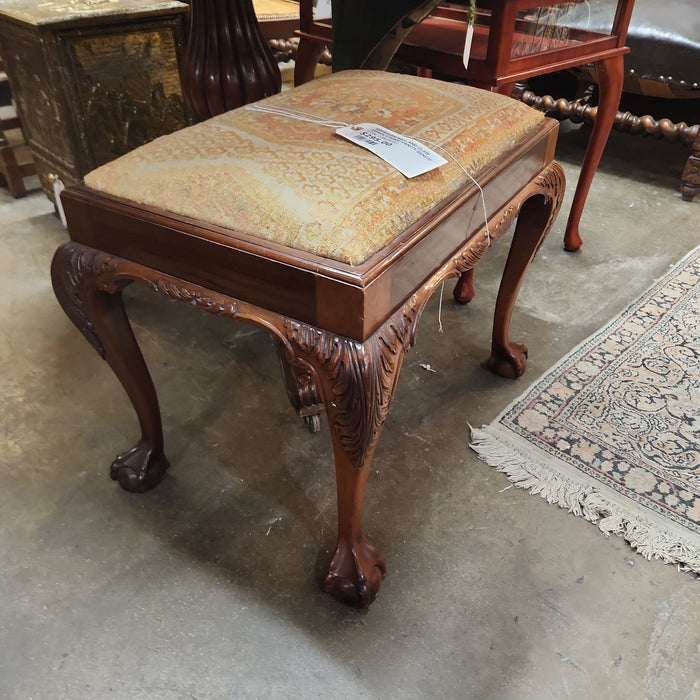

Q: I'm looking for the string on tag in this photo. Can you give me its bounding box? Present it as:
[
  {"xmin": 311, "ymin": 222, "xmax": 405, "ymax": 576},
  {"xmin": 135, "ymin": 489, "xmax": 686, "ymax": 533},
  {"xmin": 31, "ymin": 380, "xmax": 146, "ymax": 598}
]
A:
[
  {"xmin": 246, "ymin": 103, "xmax": 490, "ymax": 245},
  {"xmin": 245, "ymin": 103, "xmax": 351, "ymax": 130},
  {"xmin": 413, "ymin": 136, "xmax": 491, "ymax": 247},
  {"xmin": 245, "ymin": 102, "xmax": 494, "ymax": 334}
]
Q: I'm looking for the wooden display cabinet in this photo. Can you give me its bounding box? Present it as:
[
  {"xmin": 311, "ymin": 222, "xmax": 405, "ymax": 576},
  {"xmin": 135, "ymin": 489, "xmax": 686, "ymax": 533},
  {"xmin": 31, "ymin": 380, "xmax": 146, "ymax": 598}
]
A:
[{"xmin": 295, "ymin": 0, "xmax": 636, "ymax": 251}]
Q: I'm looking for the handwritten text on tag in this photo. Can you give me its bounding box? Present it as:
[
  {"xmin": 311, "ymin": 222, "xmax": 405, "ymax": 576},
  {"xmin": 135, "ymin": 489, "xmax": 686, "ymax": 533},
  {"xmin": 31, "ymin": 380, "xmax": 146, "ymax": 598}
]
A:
[{"xmin": 336, "ymin": 123, "xmax": 447, "ymax": 178}]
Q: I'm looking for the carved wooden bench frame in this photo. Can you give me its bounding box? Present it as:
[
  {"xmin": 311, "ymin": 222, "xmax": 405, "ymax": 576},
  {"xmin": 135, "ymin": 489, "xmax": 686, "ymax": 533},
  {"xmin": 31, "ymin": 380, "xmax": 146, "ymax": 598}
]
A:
[{"xmin": 51, "ymin": 118, "xmax": 564, "ymax": 608}]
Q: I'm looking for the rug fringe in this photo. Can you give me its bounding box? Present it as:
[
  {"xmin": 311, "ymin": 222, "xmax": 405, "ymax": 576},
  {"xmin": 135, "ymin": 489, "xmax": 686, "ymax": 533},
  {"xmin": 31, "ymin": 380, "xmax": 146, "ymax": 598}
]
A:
[{"xmin": 469, "ymin": 426, "xmax": 700, "ymax": 576}]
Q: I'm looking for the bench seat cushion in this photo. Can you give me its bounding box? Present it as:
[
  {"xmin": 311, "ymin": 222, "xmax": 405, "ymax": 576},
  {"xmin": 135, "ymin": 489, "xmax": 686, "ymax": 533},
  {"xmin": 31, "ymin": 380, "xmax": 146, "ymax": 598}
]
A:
[
  {"xmin": 84, "ymin": 70, "xmax": 544, "ymax": 265},
  {"xmin": 253, "ymin": 0, "xmax": 298, "ymax": 21}
]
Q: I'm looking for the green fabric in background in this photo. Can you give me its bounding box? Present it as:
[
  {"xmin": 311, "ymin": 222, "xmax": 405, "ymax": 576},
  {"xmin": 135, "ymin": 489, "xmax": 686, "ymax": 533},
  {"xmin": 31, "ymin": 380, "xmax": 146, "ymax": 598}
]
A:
[{"xmin": 330, "ymin": 0, "xmax": 443, "ymax": 70}]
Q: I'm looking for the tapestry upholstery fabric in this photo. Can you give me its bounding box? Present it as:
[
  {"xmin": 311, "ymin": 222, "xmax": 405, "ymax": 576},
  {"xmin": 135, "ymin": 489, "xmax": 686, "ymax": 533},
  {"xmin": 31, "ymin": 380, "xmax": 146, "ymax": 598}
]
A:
[
  {"xmin": 253, "ymin": 0, "xmax": 298, "ymax": 21},
  {"xmin": 84, "ymin": 70, "xmax": 544, "ymax": 265}
]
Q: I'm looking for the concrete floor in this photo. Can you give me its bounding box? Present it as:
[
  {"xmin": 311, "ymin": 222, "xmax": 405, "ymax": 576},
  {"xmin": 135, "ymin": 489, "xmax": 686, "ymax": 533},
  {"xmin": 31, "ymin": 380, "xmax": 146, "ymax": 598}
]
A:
[{"xmin": 1, "ymin": 120, "xmax": 699, "ymax": 699}]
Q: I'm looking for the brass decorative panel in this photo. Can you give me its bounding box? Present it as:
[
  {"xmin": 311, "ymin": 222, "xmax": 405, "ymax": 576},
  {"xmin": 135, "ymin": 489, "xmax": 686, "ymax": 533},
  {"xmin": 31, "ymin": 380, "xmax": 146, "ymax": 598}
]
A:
[
  {"xmin": 0, "ymin": 27, "xmax": 77, "ymax": 168},
  {"xmin": 64, "ymin": 26, "xmax": 188, "ymax": 167},
  {"xmin": 0, "ymin": 0, "xmax": 185, "ymax": 27},
  {"xmin": 0, "ymin": 1, "xmax": 189, "ymax": 200}
]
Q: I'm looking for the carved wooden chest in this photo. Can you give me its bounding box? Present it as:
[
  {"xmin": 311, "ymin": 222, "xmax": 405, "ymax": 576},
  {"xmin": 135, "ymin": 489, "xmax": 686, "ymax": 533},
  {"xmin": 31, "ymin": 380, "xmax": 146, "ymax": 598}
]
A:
[{"xmin": 0, "ymin": 0, "xmax": 190, "ymax": 201}]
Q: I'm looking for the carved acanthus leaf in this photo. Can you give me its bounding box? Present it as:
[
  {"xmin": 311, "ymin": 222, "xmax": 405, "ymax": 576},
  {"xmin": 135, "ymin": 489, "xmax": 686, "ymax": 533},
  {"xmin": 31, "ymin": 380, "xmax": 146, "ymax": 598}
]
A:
[
  {"xmin": 533, "ymin": 162, "xmax": 566, "ymax": 232},
  {"xmin": 284, "ymin": 301, "xmax": 419, "ymax": 470},
  {"xmin": 147, "ymin": 278, "xmax": 238, "ymax": 319},
  {"xmin": 52, "ymin": 243, "xmax": 121, "ymax": 358}
]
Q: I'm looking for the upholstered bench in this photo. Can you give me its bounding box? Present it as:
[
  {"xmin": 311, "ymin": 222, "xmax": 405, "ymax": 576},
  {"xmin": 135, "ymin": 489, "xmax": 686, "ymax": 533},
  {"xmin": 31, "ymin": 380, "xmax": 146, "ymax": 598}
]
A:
[{"xmin": 51, "ymin": 70, "xmax": 564, "ymax": 608}]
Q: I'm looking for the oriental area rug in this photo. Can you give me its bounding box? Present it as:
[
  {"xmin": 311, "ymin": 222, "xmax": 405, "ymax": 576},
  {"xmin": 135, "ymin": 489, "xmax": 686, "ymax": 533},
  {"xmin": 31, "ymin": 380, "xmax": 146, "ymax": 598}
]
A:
[{"xmin": 471, "ymin": 246, "xmax": 700, "ymax": 574}]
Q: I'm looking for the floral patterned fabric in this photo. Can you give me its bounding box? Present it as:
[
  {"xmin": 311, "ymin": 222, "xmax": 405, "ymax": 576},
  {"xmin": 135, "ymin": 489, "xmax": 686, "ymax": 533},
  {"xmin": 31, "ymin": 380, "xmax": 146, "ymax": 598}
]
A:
[
  {"xmin": 253, "ymin": 0, "xmax": 298, "ymax": 20},
  {"xmin": 472, "ymin": 246, "xmax": 700, "ymax": 574},
  {"xmin": 84, "ymin": 70, "xmax": 544, "ymax": 265}
]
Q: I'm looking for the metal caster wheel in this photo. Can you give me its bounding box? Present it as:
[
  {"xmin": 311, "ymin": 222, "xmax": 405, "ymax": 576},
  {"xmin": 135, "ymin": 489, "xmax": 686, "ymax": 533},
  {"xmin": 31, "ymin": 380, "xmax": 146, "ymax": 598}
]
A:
[{"xmin": 304, "ymin": 414, "xmax": 321, "ymax": 433}]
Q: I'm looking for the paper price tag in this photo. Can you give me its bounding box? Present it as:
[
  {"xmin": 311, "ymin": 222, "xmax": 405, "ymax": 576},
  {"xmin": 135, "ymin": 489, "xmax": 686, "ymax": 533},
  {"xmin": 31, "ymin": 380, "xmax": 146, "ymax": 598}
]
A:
[
  {"xmin": 336, "ymin": 123, "xmax": 447, "ymax": 178},
  {"xmin": 462, "ymin": 23, "xmax": 474, "ymax": 70},
  {"xmin": 52, "ymin": 175, "xmax": 67, "ymax": 228},
  {"xmin": 315, "ymin": 0, "xmax": 332, "ymax": 19}
]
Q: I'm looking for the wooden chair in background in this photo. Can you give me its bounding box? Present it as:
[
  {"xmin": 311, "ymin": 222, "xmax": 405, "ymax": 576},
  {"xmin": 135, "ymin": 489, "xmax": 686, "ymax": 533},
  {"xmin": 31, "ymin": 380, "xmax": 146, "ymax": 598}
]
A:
[{"xmin": 295, "ymin": 0, "xmax": 636, "ymax": 253}]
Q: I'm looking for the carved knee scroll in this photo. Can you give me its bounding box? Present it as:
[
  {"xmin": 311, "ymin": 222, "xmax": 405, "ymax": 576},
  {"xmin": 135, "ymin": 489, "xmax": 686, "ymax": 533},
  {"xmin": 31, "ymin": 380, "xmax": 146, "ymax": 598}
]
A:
[
  {"xmin": 274, "ymin": 340, "xmax": 324, "ymax": 433},
  {"xmin": 51, "ymin": 243, "xmax": 169, "ymax": 492}
]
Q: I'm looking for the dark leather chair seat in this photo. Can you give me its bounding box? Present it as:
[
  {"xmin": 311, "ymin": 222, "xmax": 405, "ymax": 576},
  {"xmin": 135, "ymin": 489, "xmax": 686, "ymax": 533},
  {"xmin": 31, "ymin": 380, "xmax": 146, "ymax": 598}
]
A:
[
  {"xmin": 576, "ymin": 0, "xmax": 700, "ymax": 97},
  {"xmin": 525, "ymin": 0, "xmax": 699, "ymax": 201},
  {"xmin": 624, "ymin": 0, "xmax": 700, "ymax": 96}
]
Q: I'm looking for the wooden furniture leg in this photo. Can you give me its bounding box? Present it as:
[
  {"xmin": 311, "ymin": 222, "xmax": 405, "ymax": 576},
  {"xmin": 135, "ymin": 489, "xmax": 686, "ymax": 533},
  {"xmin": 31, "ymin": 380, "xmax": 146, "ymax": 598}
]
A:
[
  {"xmin": 293, "ymin": 37, "xmax": 327, "ymax": 86},
  {"xmin": 489, "ymin": 168, "xmax": 564, "ymax": 378},
  {"xmin": 0, "ymin": 115, "xmax": 36, "ymax": 198},
  {"xmin": 680, "ymin": 135, "xmax": 700, "ymax": 202},
  {"xmin": 51, "ymin": 245, "xmax": 169, "ymax": 493},
  {"xmin": 285, "ymin": 317, "xmax": 415, "ymax": 607},
  {"xmin": 0, "ymin": 137, "xmax": 26, "ymax": 197},
  {"xmin": 453, "ymin": 267, "xmax": 476, "ymax": 305},
  {"xmin": 564, "ymin": 54, "xmax": 624, "ymax": 251}
]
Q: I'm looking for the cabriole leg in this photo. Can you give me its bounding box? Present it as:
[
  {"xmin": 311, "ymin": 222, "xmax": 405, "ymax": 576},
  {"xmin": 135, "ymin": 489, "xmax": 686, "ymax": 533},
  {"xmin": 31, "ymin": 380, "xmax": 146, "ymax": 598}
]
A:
[
  {"xmin": 564, "ymin": 54, "xmax": 624, "ymax": 251},
  {"xmin": 284, "ymin": 309, "xmax": 415, "ymax": 607},
  {"xmin": 324, "ymin": 429, "xmax": 387, "ymax": 609},
  {"xmin": 453, "ymin": 267, "xmax": 476, "ymax": 305},
  {"xmin": 51, "ymin": 243, "xmax": 168, "ymax": 492},
  {"xmin": 489, "ymin": 164, "xmax": 565, "ymax": 378}
]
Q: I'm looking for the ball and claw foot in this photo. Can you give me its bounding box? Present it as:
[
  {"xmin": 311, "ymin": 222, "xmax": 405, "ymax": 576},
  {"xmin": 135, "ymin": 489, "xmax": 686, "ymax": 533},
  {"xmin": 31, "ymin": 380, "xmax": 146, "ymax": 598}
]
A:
[
  {"xmin": 488, "ymin": 341, "xmax": 529, "ymax": 379},
  {"xmin": 324, "ymin": 539, "xmax": 387, "ymax": 608},
  {"xmin": 109, "ymin": 441, "xmax": 170, "ymax": 493}
]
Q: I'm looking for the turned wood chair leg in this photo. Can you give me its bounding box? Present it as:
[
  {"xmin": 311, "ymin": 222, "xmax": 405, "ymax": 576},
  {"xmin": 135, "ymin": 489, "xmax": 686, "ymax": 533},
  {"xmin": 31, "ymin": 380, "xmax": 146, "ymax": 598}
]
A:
[
  {"xmin": 51, "ymin": 243, "xmax": 169, "ymax": 492},
  {"xmin": 564, "ymin": 54, "xmax": 624, "ymax": 252},
  {"xmin": 489, "ymin": 164, "xmax": 566, "ymax": 379},
  {"xmin": 680, "ymin": 136, "xmax": 700, "ymax": 202}
]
